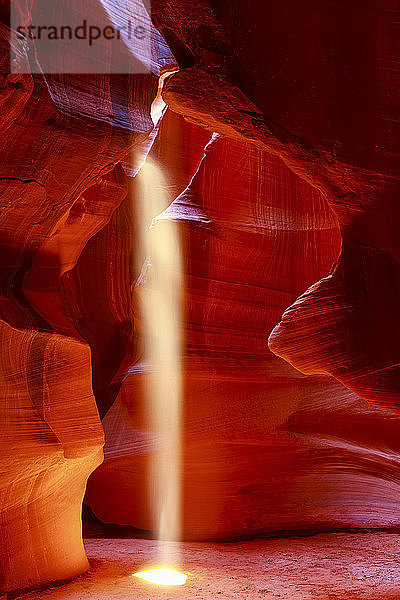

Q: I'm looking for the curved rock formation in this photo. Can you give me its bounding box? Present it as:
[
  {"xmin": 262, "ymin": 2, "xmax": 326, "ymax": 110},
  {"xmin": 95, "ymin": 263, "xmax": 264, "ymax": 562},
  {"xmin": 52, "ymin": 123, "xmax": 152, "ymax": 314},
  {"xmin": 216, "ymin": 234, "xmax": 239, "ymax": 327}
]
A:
[
  {"xmin": 86, "ymin": 122, "xmax": 400, "ymax": 540},
  {"xmin": 2, "ymin": 0, "xmax": 400, "ymax": 591},
  {"xmin": 0, "ymin": 1, "xmax": 171, "ymax": 592},
  {"xmin": 151, "ymin": 0, "xmax": 400, "ymax": 412},
  {"xmin": 0, "ymin": 321, "xmax": 103, "ymax": 593}
]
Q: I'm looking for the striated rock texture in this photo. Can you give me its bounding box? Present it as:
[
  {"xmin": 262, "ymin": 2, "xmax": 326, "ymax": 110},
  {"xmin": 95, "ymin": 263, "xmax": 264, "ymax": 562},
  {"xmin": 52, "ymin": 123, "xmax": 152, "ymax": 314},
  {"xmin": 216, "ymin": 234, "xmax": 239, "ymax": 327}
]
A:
[
  {"xmin": 151, "ymin": 0, "xmax": 400, "ymax": 412},
  {"xmin": 0, "ymin": 322, "xmax": 103, "ymax": 593},
  {"xmin": 86, "ymin": 121, "xmax": 400, "ymax": 540},
  {"xmin": 2, "ymin": 0, "xmax": 400, "ymax": 592},
  {"xmin": 0, "ymin": 0, "xmax": 174, "ymax": 592}
]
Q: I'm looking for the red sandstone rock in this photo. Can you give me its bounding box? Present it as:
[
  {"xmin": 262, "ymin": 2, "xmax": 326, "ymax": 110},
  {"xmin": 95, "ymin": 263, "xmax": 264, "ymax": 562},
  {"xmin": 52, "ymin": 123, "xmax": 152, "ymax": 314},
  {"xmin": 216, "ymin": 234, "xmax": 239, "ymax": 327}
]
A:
[
  {"xmin": 2, "ymin": 0, "xmax": 400, "ymax": 591},
  {"xmin": 0, "ymin": 4, "xmax": 163, "ymax": 592},
  {"xmin": 0, "ymin": 319, "xmax": 103, "ymax": 593},
  {"xmin": 151, "ymin": 1, "xmax": 400, "ymax": 411},
  {"xmin": 86, "ymin": 127, "xmax": 400, "ymax": 540}
]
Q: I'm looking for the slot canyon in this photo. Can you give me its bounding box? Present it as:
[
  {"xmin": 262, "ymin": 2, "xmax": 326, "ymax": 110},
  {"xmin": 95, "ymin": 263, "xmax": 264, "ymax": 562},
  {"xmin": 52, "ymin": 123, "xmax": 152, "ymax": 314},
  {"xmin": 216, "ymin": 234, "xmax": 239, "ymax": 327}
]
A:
[{"xmin": 0, "ymin": 0, "xmax": 400, "ymax": 598}]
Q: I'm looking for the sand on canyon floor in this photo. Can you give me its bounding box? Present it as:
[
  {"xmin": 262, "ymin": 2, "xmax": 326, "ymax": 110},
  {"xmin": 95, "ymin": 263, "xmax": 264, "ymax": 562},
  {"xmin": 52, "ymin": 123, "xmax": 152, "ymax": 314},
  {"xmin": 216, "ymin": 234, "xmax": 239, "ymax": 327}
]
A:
[{"xmin": 14, "ymin": 532, "xmax": 400, "ymax": 600}]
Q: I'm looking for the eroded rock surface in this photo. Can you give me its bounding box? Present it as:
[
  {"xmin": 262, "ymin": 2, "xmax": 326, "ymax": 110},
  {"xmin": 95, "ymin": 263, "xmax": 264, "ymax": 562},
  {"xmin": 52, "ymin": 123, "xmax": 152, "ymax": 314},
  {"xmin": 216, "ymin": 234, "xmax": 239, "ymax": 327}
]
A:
[
  {"xmin": 86, "ymin": 124, "xmax": 400, "ymax": 540},
  {"xmin": 0, "ymin": 1, "xmax": 168, "ymax": 591},
  {"xmin": 2, "ymin": 0, "xmax": 400, "ymax": 592},
  {"xmin": 152, "ymin": 0, "xmax": 400, "ymax": 411}
]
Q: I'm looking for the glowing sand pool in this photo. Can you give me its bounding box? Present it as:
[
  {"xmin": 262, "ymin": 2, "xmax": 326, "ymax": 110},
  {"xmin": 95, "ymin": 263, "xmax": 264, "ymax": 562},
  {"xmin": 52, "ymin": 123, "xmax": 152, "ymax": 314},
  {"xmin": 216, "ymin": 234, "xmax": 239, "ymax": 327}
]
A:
[{"xmin": 133, "ymin": 568, "xmax": 188, "ymax": 586}]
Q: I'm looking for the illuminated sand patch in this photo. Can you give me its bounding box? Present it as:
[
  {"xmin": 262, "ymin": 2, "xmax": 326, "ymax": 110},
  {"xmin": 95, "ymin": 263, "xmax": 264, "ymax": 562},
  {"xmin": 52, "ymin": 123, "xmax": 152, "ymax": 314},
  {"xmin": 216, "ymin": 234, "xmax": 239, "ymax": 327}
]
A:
[{"xmin": 133, "ymin": 568, "xmax": 188, "ymax": 586}]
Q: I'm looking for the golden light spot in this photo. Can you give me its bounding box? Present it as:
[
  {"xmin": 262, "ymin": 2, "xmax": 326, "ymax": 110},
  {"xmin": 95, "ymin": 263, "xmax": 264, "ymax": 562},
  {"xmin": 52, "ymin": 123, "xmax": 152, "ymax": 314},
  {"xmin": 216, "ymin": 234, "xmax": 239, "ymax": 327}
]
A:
[{"xmin": 133, "ymin": 568, "xmax": 188, "ymax": 586}]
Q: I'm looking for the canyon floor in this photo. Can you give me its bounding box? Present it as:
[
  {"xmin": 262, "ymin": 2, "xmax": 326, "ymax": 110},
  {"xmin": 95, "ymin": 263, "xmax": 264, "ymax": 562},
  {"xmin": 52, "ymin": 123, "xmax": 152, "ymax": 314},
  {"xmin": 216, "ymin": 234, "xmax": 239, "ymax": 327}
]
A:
[{"xmin": 14, "ymin": 532, "xmax": 400, "ymax": 600}]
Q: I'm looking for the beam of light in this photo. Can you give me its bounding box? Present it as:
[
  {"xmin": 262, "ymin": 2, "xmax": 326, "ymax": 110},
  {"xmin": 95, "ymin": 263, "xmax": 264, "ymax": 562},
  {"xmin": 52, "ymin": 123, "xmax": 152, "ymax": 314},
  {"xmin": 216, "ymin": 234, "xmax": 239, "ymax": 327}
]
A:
[
  {"xmin": 135, "ymin": 159, "xmax": 183, "ymax": 565},
  {"xmin": 133, "ymin": 568, "xmax": 188, "ymax": 586},
  {"xmin": 150, "ymin": 68, "xmax": 178, "ymax": 126}
]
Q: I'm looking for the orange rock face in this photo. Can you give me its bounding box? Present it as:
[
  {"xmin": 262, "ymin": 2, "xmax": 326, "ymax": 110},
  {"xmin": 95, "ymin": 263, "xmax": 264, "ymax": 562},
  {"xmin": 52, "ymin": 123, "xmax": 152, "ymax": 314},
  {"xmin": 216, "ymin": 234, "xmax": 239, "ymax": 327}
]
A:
[
  {"xmin": 2, "ymin": 0, "xmax": 400, "ymax": 592},
  {"xmin": 86, "ymin": 118, "xmax": 400, "ymax": 540},
  {"xmin": 0, "ymin": 4, "xmax": 162, "ymax": 591},
  {"xmin": 0, "ymin": 321, "xmax": 103, "ymax": 593}
]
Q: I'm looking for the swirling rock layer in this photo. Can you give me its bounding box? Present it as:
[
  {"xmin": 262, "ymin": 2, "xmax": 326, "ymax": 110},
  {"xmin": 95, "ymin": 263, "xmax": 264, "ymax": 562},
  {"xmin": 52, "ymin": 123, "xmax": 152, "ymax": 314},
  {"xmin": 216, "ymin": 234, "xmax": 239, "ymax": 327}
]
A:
[
  {"xmin": 152, "ymin": 0, "xmax": 400, "ymax": 412},
  {"xmin": 0, "ymin": 2, "xmax": 160, "ymax": 591},
  {"xmin": 2, "ymin": 0, "xmax": 400, "ymax": 592},
  {"xmin": 86, "ymin": 119, "xmax": 400, "ymax": 540}
]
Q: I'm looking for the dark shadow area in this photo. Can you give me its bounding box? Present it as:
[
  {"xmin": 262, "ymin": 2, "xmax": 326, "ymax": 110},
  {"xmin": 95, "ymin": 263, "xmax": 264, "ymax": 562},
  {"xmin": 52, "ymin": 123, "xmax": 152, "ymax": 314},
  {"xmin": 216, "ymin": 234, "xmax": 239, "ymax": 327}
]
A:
[{"xmin": 83, "ymin": 504, "xmax": 153, "ymax": 540}]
